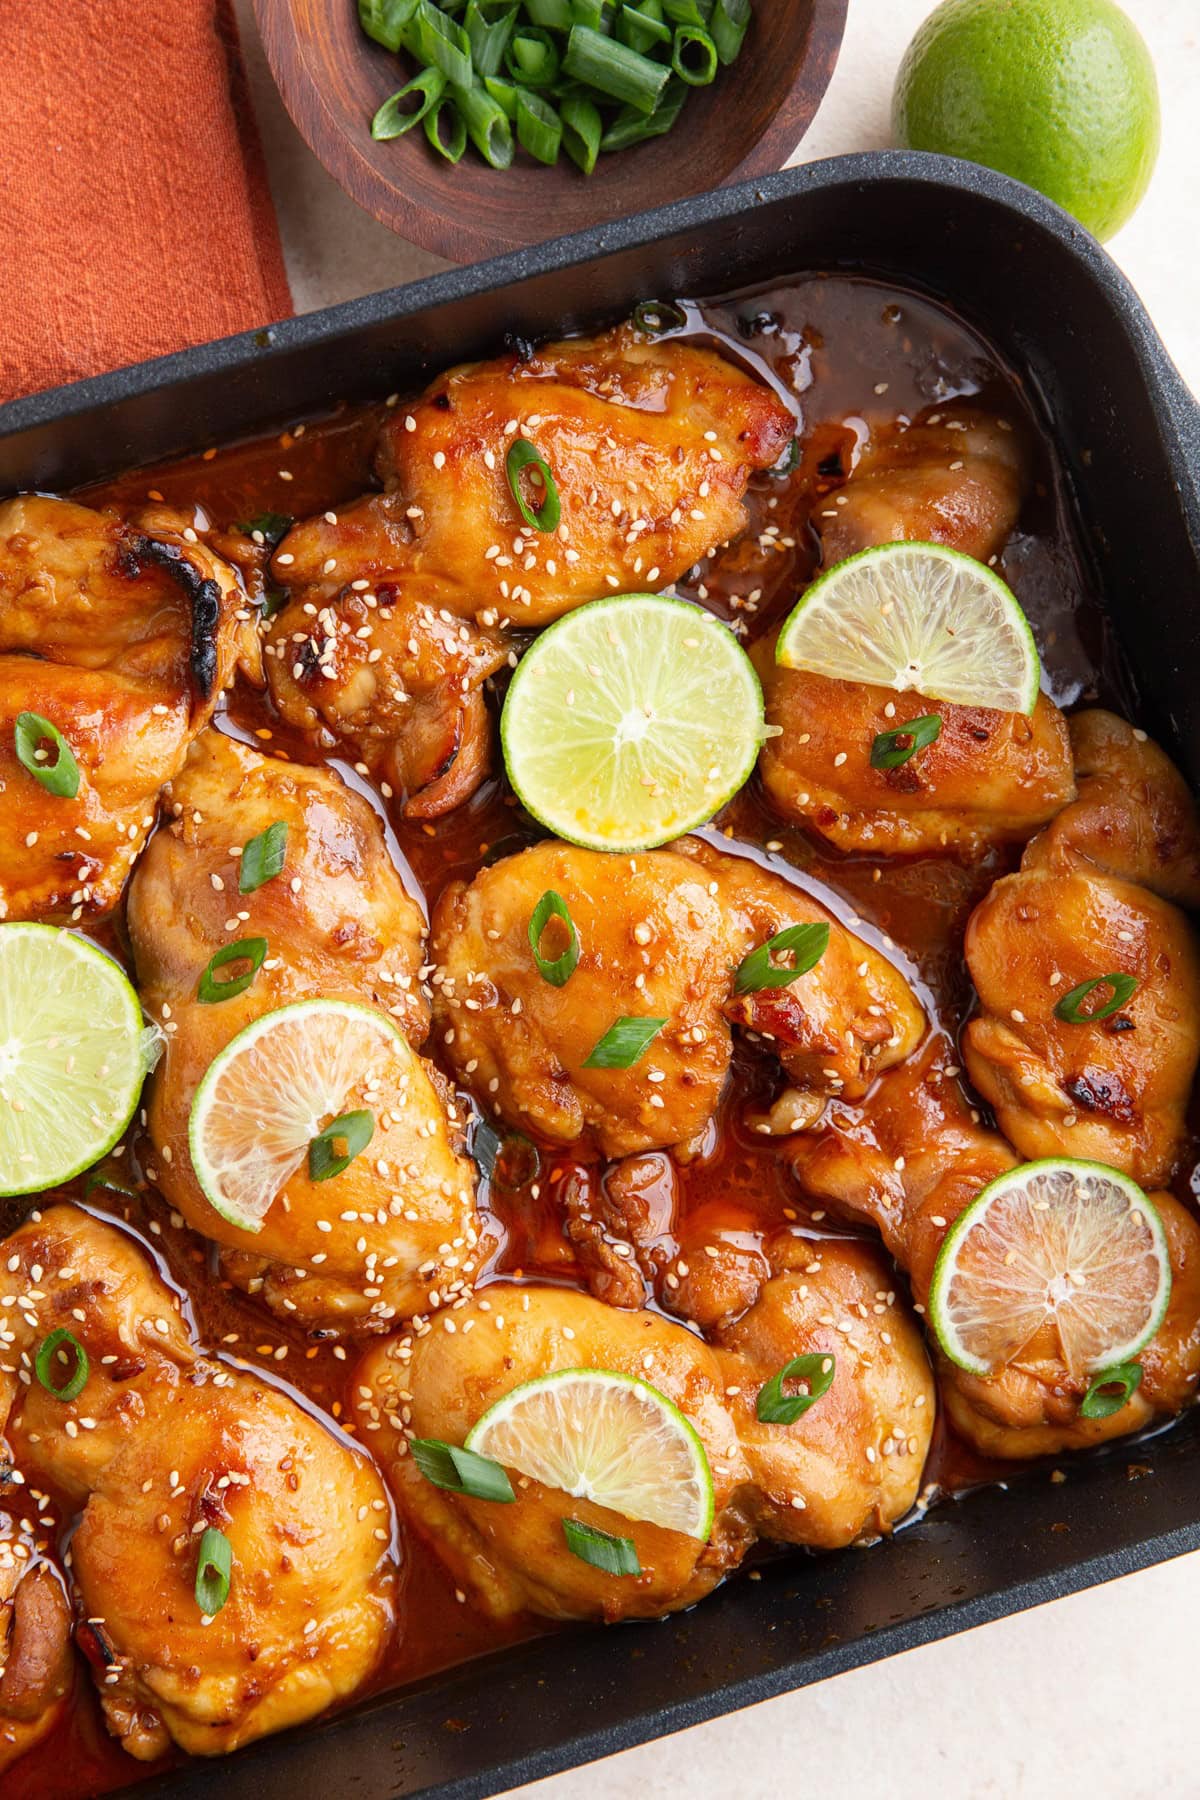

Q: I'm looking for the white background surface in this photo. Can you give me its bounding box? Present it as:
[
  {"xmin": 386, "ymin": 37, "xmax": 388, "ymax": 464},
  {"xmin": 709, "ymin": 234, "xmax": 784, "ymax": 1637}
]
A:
[{"xmin": 235, "ymin": 2, "xmax": 1200, "ymax": 1794}]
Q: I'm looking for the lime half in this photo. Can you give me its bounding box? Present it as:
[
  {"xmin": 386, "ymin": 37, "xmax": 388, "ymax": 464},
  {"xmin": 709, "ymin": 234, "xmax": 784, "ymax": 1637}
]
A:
[
  {"xmin": 0, "ymin": 923, "xmax": 145, "ymax": 1196},
  {"xmin": 929, "ymin": 1158, "xmax": 1171, "ymax": 1378},
  {"xmin": 776, "ymin": 541, "xmax": 1040, "ymax": 715},
  {"xmin": 188, "ymin": 999, "xmax": 406, "ymax": 1233},
  {"xmin": 500, "ymin": 593, "xmax": 764, "ymax": 852},
  {"xmin": 465, "ymin": 1366, "xmax": 715, "ymax": 1541}
]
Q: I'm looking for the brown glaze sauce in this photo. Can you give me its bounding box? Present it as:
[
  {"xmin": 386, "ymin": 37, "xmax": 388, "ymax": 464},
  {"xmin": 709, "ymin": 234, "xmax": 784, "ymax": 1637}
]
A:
[{"xmin": 4, "ymin": 275, "xmax": 1192, "ymax": 1797}]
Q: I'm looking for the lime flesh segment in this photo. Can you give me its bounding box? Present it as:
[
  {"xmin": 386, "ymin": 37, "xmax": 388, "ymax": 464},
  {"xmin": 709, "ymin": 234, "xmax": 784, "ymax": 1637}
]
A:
[
  {"xmin": 0, "ymin": 923, "xmax": 145, "ymax": 1196},
  {"xmin": 928, "ymin": 1158, "xmax": 1171, "ymax": 1378},
  {"xmin": 465, "ymin": 1366, "xmax": 715, "ymax": 1542},
  {"xmin": 500, "ymin": 593, "xmax": 764, "ymax": 852},
  {"xmin": 776, "ymin": 541, "xmax": 1041, "ymax": 716},
  {"xmin": 188, "ymin": 999, "xmax": 406, "ymax": 1234}
]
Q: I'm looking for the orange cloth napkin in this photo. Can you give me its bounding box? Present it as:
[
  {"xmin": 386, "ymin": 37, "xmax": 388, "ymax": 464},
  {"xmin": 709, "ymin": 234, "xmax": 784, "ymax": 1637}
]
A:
[{"xmin": 0, "ymin": 0, "xmax": 291, "ymax": 406}]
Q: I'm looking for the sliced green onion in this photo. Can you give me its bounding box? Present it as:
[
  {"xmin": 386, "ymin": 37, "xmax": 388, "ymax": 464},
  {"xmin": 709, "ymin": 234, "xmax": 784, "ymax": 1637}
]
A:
[
  {"xmin": 309, "ymin": 1109, "xmax": 375, "ymax": 1181},
  {"xmin": 485, "ymin": 73, "xmax": 520, "ymax": 115},
  {"xmin": 507, "ymin": 25, "xmax": 561, "ymax": 85},
  {"xmin": 197, "ymin": 936, "xmax": 267, "ymax": 1004},
  {"xmin": 359, "ymin": 0, "xmax": 420, "ymax": 51},
  {"xmin": 671, "ymin": 23, "xmax": 716, "ymax": 82},
  {"xmin": 515, "ymin": 87, "xmax": 562, "ymax": 161},
  {"xmin": 870, "ymin": 713, "xmax": 942, "ymax": 771},
  {"xmin": 1054, "ymin": 972, "xmax": 1139, "ymax": 1025},
  {"xmin": 194, "ymin": 1527, "xmax": 232, "ymax": 1616},
  {"xmin": 35, "ymin": 1328, "xmax": 89, "ymax": 1403},
  {"xmin": 562, "ymin": 1517, "xmax": 641, "ymax": 1574},
  {"xmin": 561, "ymin": 92, "xmax": 603, "ymax": 172},
  {"xmin": 632, "ymin": 297, "xmax": 687, "ymax": 335},
  {"xmin": 453, "ymin": 81, "xmax": 516, "ymax": 165},
  {"xmin": 238, "ymin": 820, "xmax": 288, "ymax": 894},
  {"xmin": 770, "ymin": 436, "xmax": 800, "ymax": 478},
  {"xmin": 415, "ymin": 0, "xmax": 475, "ymax": 83},
  {"xmin": 525, "ymin": 0, "xmax": 572, "ymax": 23},
  {"xmin": 1079, "ymin": 1360, "xmax": 1143, "ymax": 1420},
  {"xmin": 571, "ymin": 0, "xmax": 605, "ymax": 21},
  {"xmin": 506, "ymin": 437, "xmax": 561, "ymax": 529},
  {"xmin": 472, "ymin": 1118, "xmax": 542, "ymax": 1189},
  {"xmin": 465, "ymin": 0, "xmax": 518, "ymax": 73},
  {"xmin": 756, "ymin": 1353, "xmax": 836, "ymax": 1424},
  {"xmin": 238, "ymin": 511, "xmax": 294, "ymax": 545},
  {"xmin": 14, "ymin": 711, "xmax": 80, "ymax": 799},
  {"xmin": 83, "ymin": 1164, "xmax": 137, "ymax": 1199},
  {"xmin": 425, "ymin": 93, "xmax": 469, "ymax": 160},
  {"xmin": 582, "ymin": 1016, "xmax": 666, "ymax": 1069},
  {"xmin": 733, "ymin": 921, "xmax": 830, "ymax": 995},
  {"xmin": 709, "ymin": 0, "xmax": 749, "ymax": 62},
  {"xmin": 411, "ymin": 1437, "xmax": 516, "ymax": 1501},
  {"xmin": 372, "ymin": 66, "xmax": 447, "ymax": 138},
  {"xmin": 599, "ymin": 76, "xmax": 685, "ymax": 147},
  {"xmin": 261, "ymin": 588, "xmax": 288, "ymax": 619},
  {"xmin": 528, "ymin": 889, "xmax": 580, "ymax": 985},
  {"xmin": 660, "ymin": 0, "xmax": 706, "ymax": 21},
  {"xmin": 619, "ymin": 0, "xmax": 670, "ymax": 50},
  {"xmin": 563, "ymin": 23, "xmax": 669, "ymax": 112}
]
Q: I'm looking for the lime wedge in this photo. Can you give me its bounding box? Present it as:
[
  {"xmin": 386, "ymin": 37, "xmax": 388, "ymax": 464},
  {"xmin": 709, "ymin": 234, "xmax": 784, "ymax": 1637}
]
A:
[
  {"xmin": 188, "ymin": 999, "xmax": 407, "ymax": 1233},
  {"xmin": 500, "ymin": 593, "xmax": 764, "ymax": 852},
  {"xmin": 928, "ymin": 1159, "xmax": 1171, "ymax": 1378},
  {"xmin": 776, "ymin": 541, "xmax": 1040, "ymax": 715},
  {"xmin": 465, "ymin": 1366, "xmax": 715, "ymax": 1542},
  {"xmin": 0, "ymin": 923, "xmax": 145, "ymax": 1195}
]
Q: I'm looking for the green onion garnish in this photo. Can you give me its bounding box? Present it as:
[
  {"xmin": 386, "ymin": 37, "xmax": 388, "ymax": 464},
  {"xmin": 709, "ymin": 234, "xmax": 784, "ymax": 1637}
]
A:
[
  {"xmin": 506, "ymin": 437, "xmax": 561, "ymax": 531},
  {"xmin": 238, "ymin": 821, "xmax": 288, "ymax": 894},
  {"xmin": 359, "ymin": 0, "xmax": 420, "ymax": 52},
  {"xmin": 425, "ymin": 93, "xmax": 469, "ymax": 162},
  {"xmin": 561, "ymin": 92, "xmax": 603, "ymax": 173},
  {"xmin": 452, "ymin": 81, "xmax": 515, "ymax": 166},
  {"xmin": 733, "ymin": 921, "xmax": 829, "ymax": 995},
  {"xmin": 582, "ymin": 1016, "xmax": 666, "ymax": 1069},
  {"xmin": 870, "ymin": 713, "xmax": 942, "ymax": 771},
  {"xmin": 411, "ymin": 1437, "xmax": 516, "ymax": 1501},
  {"xmin": 471, "ymin": 1119, "xmax": 542, "ymax": 1190},
  {"xmin": 415, "ymin": 0, "xmax": 475, "ymax": 84},
  {"xmin": 709, "ymin": 0, "xmax": 749, "ymax": 61},
  {"xmin": 195, "ymin": 1526, "xmax": 232, "ymax": 1616},
  {"xmin": 35, "ymin": 1328, "xmax": 89, "ymax": 1403},
  {"xmin": 372, "ymin": 67, "xmax": 447, "ymax": 139},
  {"xmin": 756, "ymin": 1353, "xmax": 836, "ymax": 1425},
  {"xmin": 671, "ymin": 23, "xmax": 717, "ymax": 83},
  {"xmin": 620, "ymin": 0, "xmax": 671, "ymax": 52},
  {"xmin": 526, "ymin": 0, "xmax": 572, "ymax": 24},
  {"xmin": 485, "ymin": 74, "xmax": 520, "ymax": 116},
  {"xmin": 238, "ymin": 511, "xmax": 295, "ymax": 545},
  {"xmin": 599, "ymin": 77, "xmax": 686, "ymax": 149},
  {"xmin": 507, "ymin": 24, "xmax": 561, "ymax": 85},
  {"xmin": 1079, "ymin": 1360, "xmax": 1143, "ymax": 1420},
  {"xmin": 1054, "ymin": 972, "xmax": 1139, "ymax": 1024},
  {"xmin": 465, "ymin": 0, "xmax": 518, "ymax": 75},
  {"xmin": 631, "ymin": 298, "xmax": 687, "ymax": 336},
  {"xmin": 528, "ymin": 889, "xmax": 580, "ymax": 985},
  {"xmin": 309, "ymin": 1109, "xmax": 375, "ymax": 1181},
  {"xmin": 197, "ymin": 937, "xmax": 267, "ymax": 1004},
  {"xmin": 515, "ymin": 86, "xmax": 562, "ymax": 162},
  {"xmin": 83, "ymin": 1164, "xmax": 137, "ymax": 1199},
  {"xmin": 563, "ymin": 23, "xmax": 669, "ymax": 113},
  {"xmin": 14, "ymin": 711, "xmax": 81, "ymax": 799},
  {"xmin": 562, "ymin": 1517, "xmax": 641, "ymax": 1575}
]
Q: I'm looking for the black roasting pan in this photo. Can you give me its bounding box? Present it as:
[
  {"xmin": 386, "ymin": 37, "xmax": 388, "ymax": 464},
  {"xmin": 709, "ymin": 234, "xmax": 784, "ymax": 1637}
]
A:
[{"xmin": 3, "ymin": 151, "xmax": 1200, "ymax": 1799}]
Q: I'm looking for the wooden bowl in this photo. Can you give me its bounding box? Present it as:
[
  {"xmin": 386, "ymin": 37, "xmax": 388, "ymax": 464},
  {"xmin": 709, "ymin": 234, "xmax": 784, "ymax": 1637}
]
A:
[{"xmin": 254, "ymin": 0, "xmax": 848, "ymax": 264}]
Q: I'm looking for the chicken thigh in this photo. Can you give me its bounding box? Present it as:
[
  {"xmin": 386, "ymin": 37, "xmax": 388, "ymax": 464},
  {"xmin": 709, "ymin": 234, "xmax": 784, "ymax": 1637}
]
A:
[
  {"xmin": 758, "ymin": 406, "xmax": 1075, "ymax": 856},
  {"xmin": 429, "ymin": 838, "xmax": 924, "ymax": 1158},
  {"xmin": 128, "ymin": 729, "xmax": 482, "ymax": 1330},
  {"xmin": 0, "ymin": 1205, "xmax": 396, "ymax": 1760},
  {"xmin": 0, "ymin": 496, "xmax": 255, "ymax": 922},
  {"xmin": 0, "ymin": 1531, "xmax": 73, "ymax": 1776}
]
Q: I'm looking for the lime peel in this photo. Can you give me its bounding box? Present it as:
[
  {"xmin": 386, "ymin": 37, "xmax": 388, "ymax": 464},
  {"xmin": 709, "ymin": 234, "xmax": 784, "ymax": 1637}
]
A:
[
  {"xmin": 776, "ymin": 541, "xmax": 1041, "ymax": 716},
  {"xmin": 465, "ymin": 1365, "xmax": 715, "ymax": 1542},
  {"xmin": 928, "ymin": 1157, "xmax": 1171, "ymax": 1379}
]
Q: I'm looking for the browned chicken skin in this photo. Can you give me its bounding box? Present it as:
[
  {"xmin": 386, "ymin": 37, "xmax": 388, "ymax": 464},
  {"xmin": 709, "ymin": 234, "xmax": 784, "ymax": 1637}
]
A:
[
  {"xmin": 0, "ymin": 1206, "xmax": 396, "ymax": 1760},
  {"xmin": 265, "ymin": 327, "xmax": 793, "ymax": 817},
  {"xmin": 789, "ymin": 1040, "xmax": 1200, "ymax": 1457},
  {"xmin": 0, "ymin": 1532, "xmax": 73, "ymax": 1776},
  {"xmin": 353, "ymin": 1255, "xmax": 931, "ymax": 1623},
  {"xmin": 0, "ymin": 496, "xmax": 256, "ymax": 922},
  {"xmin": 430, "ymin": 837, "xmax": 924, "ymax": 1158},
  {"xmin": 758, "ymin": 406, "xmax": 1076, "ymax": 856},
  {"xmin": 964, "ymin": 713, "xmax": 1200, "ymax": 1187},
  {"xmin": 127, "ymin": 729, "xmax": 482, "ymax": 1331}
]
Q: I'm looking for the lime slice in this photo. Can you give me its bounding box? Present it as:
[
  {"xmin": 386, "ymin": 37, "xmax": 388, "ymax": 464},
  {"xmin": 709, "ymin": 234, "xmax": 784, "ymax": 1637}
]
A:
[
  {"xmin": 188, "ymin": 999, "xmax": 406, "ymax": 1234},
  {"xmin": 776, "ymin": 541, "xmax": 1040, "ymax": 715},
  {"xmin": 928, "ymin": 1158, "xmax": 1171, "ymax": 1378},
  {"xmin": 465, "ymin": 1366, "xmax": 715, "ymax": 1541},
  {"xmin": 0, "ymin": 923, "xmax": 145, "ymax": 1196},
  {"xmin": 500, "ymin": 593, "xmax": 764, "ymax": 852}
]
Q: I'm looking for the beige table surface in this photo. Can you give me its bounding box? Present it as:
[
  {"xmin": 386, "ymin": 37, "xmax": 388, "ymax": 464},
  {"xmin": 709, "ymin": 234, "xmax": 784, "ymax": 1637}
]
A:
[{"xmin": 235, "ymin": 1, "xmax": 1200, "ymax": 1793}]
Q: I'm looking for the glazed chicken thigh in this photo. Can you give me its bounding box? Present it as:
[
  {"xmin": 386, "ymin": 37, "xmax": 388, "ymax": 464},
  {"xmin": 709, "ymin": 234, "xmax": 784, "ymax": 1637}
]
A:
[
  {"xmin": 0, "ymin": 1530, "xmax": 73, "ymax": 1775},
  {"xmin": 0, "ymin": 1206, "xmax": 395, "ymax": 1760},
  {"xmin": 430, "ymin": 837, "xmax": 924, "ymax": 1158},
  {"xmin": 758, "ymin": 405, "xmax": 1075, "ymax": 856},
  {"xmin": 128, "ymin": 729, "xmax": 482, "ymax": 1330},
  {"xmin": 0, "ymin": 496, "xmax": 255, "ymax": 921}
]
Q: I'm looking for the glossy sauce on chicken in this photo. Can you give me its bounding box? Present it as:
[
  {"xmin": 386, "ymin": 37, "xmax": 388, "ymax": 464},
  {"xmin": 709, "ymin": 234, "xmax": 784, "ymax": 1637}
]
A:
[{"xmin": 3, "ymin": 274, "xmax": 1195, "ymax": 1796}]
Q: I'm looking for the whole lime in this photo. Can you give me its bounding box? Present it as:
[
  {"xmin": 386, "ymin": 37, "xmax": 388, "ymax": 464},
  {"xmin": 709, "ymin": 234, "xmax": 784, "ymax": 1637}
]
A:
[{"xmin": 893, "ymin": 0, "xmax": 1160, "ymax": 240}]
